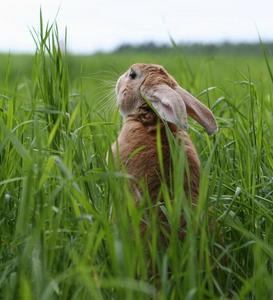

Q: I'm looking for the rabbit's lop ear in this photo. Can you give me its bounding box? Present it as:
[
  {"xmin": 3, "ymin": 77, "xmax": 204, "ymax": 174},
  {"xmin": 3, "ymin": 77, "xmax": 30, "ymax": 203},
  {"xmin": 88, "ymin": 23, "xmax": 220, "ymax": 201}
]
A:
[
  {"xmin": 175, "ymin": 86, "xmax": 218, "ymax": 135},
  {"xmin": 141, "ymin": 84, "xmax": 188, "ymax": 130}
]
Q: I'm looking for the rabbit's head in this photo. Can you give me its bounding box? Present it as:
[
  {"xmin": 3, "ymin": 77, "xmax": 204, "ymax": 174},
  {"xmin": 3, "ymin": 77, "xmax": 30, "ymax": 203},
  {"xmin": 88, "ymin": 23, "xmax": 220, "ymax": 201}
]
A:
[{"xmin": 116, "ymin": 63, "xmax": 217, "ymax": 135}]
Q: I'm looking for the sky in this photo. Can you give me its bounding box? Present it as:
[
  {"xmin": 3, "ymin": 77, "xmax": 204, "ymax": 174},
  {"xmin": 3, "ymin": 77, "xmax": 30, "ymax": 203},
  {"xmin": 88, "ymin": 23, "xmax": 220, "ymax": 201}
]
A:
[{"xmin": 1, "ymin": 0, "xmax": 273, "ymax": 53}]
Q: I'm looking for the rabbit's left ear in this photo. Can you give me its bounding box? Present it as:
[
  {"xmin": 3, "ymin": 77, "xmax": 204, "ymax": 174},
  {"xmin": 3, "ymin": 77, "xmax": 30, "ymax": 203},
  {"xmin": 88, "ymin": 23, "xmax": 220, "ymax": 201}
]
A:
[
  {"xmin": 175, "ymin": 86, "xmax": 218, "ymax": 135},
  {"xmin": 140, "ymin": 84, "xmax": 188, "ymax": 130}
]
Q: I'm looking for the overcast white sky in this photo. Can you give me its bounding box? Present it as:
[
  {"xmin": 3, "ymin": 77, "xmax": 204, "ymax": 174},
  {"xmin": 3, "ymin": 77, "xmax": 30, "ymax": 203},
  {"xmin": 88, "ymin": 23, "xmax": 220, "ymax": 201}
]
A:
[{"xmin": 1, "ymin": 0, "xmax": 273, "ymax": 53}]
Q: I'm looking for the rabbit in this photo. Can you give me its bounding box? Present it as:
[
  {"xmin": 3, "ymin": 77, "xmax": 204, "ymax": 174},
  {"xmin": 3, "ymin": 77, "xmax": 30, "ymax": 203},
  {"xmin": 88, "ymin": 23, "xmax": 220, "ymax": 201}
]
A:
[
  {"xmin": 112, "ymin": 63, "xmax": 217, "ymax": 237},
  {"xmin": 112, "ymin": 63, "xmax": 217, "ymax": 200}
]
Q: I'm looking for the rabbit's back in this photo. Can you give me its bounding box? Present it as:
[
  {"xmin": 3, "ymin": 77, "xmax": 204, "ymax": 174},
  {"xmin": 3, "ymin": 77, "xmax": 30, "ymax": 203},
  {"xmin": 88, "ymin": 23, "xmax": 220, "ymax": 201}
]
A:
[
  {"xmin": 112, "ymin": 112, "xmax": 200, "ymax": 201},
  {"xmin": 112, "ymin": 116, "xmax": 168, "ymax": 200}
]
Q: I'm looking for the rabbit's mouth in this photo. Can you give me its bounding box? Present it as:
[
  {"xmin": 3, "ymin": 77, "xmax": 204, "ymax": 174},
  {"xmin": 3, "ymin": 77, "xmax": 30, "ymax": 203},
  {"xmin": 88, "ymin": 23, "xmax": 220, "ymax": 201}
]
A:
[
  {"xmin": 121, "ymin": 88, "xmax": 128, "ymax": 98},
  {"xmin": 116, "ymin": 87, "xmax": 127, "ymax": 104}
]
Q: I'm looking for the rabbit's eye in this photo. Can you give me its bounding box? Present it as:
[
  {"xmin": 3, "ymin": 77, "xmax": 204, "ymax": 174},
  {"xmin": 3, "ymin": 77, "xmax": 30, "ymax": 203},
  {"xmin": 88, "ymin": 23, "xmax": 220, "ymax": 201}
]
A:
[{"xmin": 129, "ymin": 69, "xmax": 137, "ymax": 80}]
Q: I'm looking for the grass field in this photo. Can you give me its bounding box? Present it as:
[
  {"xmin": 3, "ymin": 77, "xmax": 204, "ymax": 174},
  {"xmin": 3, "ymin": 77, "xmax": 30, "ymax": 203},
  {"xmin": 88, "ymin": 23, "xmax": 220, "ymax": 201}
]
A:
[{"xmin": 0, "ymin": 21, "xmax": 273, "ymax": 300}]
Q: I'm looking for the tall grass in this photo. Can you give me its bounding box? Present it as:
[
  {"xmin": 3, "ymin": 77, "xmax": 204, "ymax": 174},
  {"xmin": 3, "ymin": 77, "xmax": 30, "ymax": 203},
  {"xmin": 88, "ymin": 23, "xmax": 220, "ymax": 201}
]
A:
[{"xmin": 0, "ymin": 16, "xmax": 273, "ymax": 299}]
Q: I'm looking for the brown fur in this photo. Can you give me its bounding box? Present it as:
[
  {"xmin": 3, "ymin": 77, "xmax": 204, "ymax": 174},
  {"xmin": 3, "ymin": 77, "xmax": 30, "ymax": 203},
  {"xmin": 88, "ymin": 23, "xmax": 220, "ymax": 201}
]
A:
[
  {"xmin": 113, "ymin": 63, "xmax": 216, "ymax": 239},
  {"xmin": 112, "ymin": 105, "xmax": 200, "ymax": 202},
  {"xmin": 140, "ymin": 65, "xmax": 177, "ymax": 90}
]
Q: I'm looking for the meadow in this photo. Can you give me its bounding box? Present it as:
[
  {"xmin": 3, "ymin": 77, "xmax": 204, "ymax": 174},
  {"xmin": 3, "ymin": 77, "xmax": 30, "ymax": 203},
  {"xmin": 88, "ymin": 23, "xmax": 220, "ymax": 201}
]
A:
[{"xmin": 0, "ymin": 22, "xmax": 273, "ymax": 299}]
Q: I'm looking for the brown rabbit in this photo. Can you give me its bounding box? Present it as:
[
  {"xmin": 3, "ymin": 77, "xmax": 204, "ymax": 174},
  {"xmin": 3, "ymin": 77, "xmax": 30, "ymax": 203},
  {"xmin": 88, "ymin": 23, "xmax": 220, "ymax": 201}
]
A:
[{"xmin": 112, "ymin": 63, "xmax": 217, "ymax": 236}]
